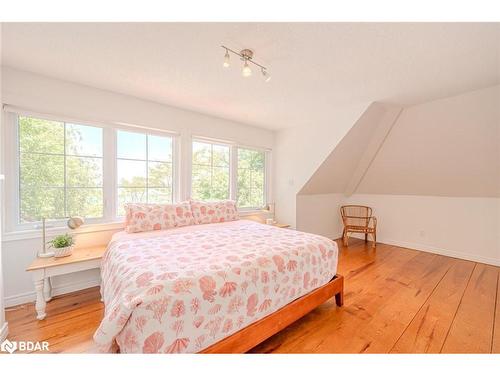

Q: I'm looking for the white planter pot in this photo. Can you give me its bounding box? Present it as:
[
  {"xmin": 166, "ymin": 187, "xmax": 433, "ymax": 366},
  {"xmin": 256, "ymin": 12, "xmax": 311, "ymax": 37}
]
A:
[{"xmin": 53, "ymin": 245, "xmax": 74, "ymax": 258}]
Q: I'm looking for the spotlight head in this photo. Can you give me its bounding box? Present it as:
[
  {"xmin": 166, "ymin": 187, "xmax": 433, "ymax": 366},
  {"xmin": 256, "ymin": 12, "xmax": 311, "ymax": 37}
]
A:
[
  {"xmin": 242, "ymin": 60, "xmax": 252, "ymax": 77},
  {"xmin": 261, "ymin": 68, "xmax": 271, "ymax": 82},
  {"xmin": 223, "ymin": 49, "xmax": 230, "ymax": 68}
]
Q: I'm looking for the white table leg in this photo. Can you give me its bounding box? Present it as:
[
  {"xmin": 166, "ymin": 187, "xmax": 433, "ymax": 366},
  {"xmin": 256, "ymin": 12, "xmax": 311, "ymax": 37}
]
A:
[
  {"xmin": 34, "ymin": 279, "xmax": 47, "ymax": 320},
  {"xmin": 43, "ymin": 277, "xmax": 52, "ymax": 302}
]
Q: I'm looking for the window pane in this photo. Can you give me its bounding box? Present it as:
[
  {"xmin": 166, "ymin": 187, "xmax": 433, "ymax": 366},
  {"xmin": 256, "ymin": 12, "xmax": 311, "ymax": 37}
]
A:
[
  {"xmin": 117, "ymin": 188, "xmax": 147, "ymax": 216},
  {"xmin": 237, "ymin": 169, "xmax": 251, "ymax": 207},
  {"xmin": 192, "ymin": 142, "xmax": 211, "ymax": 165},
  {"xmin": 117, "ymin": 130, "xmax": 146, "ymax": 159},
  {"xmin": 148, "ymin": 162, "xmax": 172, "ymax": 188},
  {"xmin": 148, "ymin": 188, "xmax": 172, "ymax": 204},
  {"xmin": 252, "ymin": 169, "xmax": 265, "ymax": 191},
  {"xmin": 213, "ymin": 144, "xmax": 229, "ymax": 167},
  {"xmin": 237, "ymin": 148, "xmax": 265, "ymax": 208},
  {"xmin": 66, "ymin": 156, "xmax": 103, "ymax": 187},
  {"xmin": 191, "ymin": 141, "xmax": 230, "ymax": 201},
  {"xmin": 191, "ymin": 164, "xmax": 212, "ymax": 200},
  {"xmin": 117, "ymin": 159, "xmax": 146, "ymax": 187},
  {"xmin": 20, "ymin": 188, "xmax": 65, "ymax": 222},
  {"xmin": 19, "ymin": 116, "xmax": 64, "ymax": 154},
  {"xmin": 67, "ymin": 188, "xmax": 103, "ymax": 218},
  {"xmin": 238, "ymin": 148, "xmax": 264, "ymax": 169},
  {"xmin": 212, "ymin": 167, "xmax": 230, "ymax": 200},
  {"xmin": 20, "ymin": 153, "xmax": 64, "ymax": 187},
  {"xmin": 148, "ymin": 135, "xmax": 172, "ymax": 162},
  {"xmin": 66, "ymin": 124, "xmax": 103, "ymax": 157},
  {"xmin": 250, "ymin": 189, "xmax": 264, "ymax": 208}
]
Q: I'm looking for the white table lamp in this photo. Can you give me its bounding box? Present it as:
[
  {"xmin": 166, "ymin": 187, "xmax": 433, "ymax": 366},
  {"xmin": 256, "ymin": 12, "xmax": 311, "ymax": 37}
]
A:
[{"xmin": 38, "ymin": 216, "xmax": 85, "ymax": 258}]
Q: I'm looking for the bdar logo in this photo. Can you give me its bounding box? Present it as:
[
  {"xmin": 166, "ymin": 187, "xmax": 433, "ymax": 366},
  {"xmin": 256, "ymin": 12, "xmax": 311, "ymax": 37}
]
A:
[{"xmin": 1, "ymin": 339, "xmax": 17, "ymax": 354}]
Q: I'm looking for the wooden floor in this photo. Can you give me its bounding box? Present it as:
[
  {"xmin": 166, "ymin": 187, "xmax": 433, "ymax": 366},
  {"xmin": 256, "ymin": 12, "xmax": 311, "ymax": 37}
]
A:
[{"xmin": 5, "ymin": 239, "xmax": 500, "ymax": 353}]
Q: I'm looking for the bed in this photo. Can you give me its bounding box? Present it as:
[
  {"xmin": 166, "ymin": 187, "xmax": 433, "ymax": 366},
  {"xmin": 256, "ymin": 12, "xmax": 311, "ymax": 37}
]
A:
[{"xmin": 93, "ymin": 219, "xmax": 343, "ymax": 353}]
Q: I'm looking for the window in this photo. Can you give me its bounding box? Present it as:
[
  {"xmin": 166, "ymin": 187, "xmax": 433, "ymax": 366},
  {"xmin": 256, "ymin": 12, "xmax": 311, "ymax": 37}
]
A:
[
  {"xmin": 237, "ymin": 148, "xmax": 265, "ymax": 209},
  {"xmin": 190, "ymin": 140, "xmax": 268, "ymax": 209},
  {"xmin": 18, "ymin": 116, "xmax": 103, "ymax": 223},
  {"xmin": 191, "ymin": 140, "xmax": 230, "ymax": 201},
  {"xmin": 116, "ymin": 130, "xmax": 173, "ymax": 216},
  {"xmin": 7, "ymin": 110, "xmax": 270, "ymax": 232}
]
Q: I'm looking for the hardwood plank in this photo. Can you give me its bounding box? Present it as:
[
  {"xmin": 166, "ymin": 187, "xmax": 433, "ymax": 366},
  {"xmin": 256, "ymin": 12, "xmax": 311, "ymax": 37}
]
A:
[
  {"xmin": 441, "ymin": 263, "xmax": 498, "ymax": 353},
  {"xmin": 252, "ymin": 244, "xmax": 430, "ymax": 353},
  {"xmin": 6, "ymin": 240, "xmax": 499, "ymax": 354},
  {"xmin": 490, "ymin": 270, "xmax": 499, "ymax": 353},
  {"xmin": 391, "ymin": 259, "xmax": 475, "ymax": 353},
  {"xmin": 250, "ymin": 243, "xmax": 416, "ymax": 353},
  {"xmin": 287, "ymin": 252, "xmax": 452, "ymax": 353}
]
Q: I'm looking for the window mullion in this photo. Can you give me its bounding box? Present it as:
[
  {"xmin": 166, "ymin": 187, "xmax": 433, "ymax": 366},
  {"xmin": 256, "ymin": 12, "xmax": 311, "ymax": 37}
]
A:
[
  {"xmin": 146, "ymin": 135, "xmax": 149, "ymax": 203},
  {"xmin": 230, "ymin": 146, "xmax": 238, "ymax": 201},
  {"xmin": 63, "ymin": 122, "xmax": 67, "ymax": 217},
  {"xmin": 103, "ymin": 127, "xmax": 116, "ymax": 221}
]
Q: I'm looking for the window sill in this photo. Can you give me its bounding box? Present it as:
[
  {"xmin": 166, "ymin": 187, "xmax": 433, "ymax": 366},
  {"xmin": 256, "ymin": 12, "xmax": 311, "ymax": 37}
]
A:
[
  {"xmin": 2, "ymin": 221, "xmax": 125, "ymax": 242},
  {"xmin": 2, "ymin": 211, "xmax": 268, "ymax": 242}
]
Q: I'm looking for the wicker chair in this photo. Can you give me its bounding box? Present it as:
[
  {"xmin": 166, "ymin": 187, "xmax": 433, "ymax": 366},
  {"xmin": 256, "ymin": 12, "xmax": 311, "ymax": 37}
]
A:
[{"xmin": 340, "ymin": 205, "xmax": 377, "ymax": 248}]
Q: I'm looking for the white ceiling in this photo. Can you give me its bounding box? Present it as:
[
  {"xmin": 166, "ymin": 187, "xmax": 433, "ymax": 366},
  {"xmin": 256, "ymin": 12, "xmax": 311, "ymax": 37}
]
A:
[{"xmin": 2, "ymin": 23, "xmax": 499, "ymax": 130}]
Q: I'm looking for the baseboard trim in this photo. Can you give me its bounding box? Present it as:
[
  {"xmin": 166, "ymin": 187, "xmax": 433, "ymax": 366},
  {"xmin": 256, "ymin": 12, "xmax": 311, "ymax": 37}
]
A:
[
  {"xmin": 0, "ymin": 322, "xmax": 8, "ymax": 342},
  {"xmin": 5, "ymin": 278, "xmax": 101, "ymax": 307},
  {"xmin": 380, "ymin": 238, "xmax": 500, "ymax": 266},
  {"xmin": 345, "ymin": 233, "xmax": 500, "ymax": 266}
]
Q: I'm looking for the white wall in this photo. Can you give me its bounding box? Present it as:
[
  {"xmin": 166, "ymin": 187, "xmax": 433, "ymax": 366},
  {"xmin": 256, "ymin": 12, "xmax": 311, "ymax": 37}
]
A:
[
  {"xmin": 296, "ymin": 194, "xmax": 344, "ymax": 239},
  {"xmin": 295, "ymin": 86, "xmax": 500, "ymax": 266},
  {"xmin": 1, "ymin": 67, "xmax": 274, "ymax": 306},
  {"xmin": 296, "ymin": 193, "xmax": 500, "ymax": 265},
  {"xmin": 0, "ymin": 23, "xmax": 8, "ymax": 341},
  {"xmin": 344, "ymin": 194, "xmax": 500, "ymax": 266}
]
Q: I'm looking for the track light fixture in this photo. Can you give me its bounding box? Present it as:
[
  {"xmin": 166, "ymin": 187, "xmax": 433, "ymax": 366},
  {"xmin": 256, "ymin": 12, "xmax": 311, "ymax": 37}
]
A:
[{"xmin": 221, "ymin": 45, "xmax": 271, "ymax": 82}]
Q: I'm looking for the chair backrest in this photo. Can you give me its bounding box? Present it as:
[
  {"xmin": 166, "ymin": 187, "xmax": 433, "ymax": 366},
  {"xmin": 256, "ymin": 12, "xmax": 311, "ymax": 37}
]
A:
[{"xmin": 340, "ymin": 205, "xmax": 372, "ymax": 227}]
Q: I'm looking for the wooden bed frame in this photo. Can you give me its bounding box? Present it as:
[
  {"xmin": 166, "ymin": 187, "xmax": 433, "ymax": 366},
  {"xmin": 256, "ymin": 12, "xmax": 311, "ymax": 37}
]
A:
[
  {"xmin": 111, "ymin": 274, "xmax": 343, "ymax": 354},
  {"xmin": 200, "ymin": 274, "xmax": 344, "ymax": 353}
]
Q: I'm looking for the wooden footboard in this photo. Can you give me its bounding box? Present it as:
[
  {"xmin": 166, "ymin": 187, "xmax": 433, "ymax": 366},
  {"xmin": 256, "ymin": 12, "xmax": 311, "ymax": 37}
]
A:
[{"xmin": 200, "ymin": 274, "xmax": 344, "ymax": 353}]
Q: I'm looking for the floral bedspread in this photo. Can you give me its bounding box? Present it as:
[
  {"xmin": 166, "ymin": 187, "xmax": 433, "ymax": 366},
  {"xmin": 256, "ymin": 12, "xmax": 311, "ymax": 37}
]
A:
[{"xmin": 93, "ymin": 220, "xmax": 338, "ymax": 353}]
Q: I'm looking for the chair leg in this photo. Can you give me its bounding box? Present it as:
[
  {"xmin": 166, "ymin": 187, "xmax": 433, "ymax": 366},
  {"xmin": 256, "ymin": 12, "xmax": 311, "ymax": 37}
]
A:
[
  {"xmin": 343, "ymin": 231, "xmax": 349, "ymax": 247},
  {"xmin": 364, "ymin": 233, "xmax": 368, "ymax": 242},
  {"xmin": 372, "ymin": 231, "xmax": 377, "ymax": 249}
]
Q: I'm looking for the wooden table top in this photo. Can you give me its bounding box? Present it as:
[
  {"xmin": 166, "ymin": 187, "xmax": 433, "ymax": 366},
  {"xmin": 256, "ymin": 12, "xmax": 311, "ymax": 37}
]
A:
[
  {"xmin": 273, "ymin": 223, "xmax": 291, "ymax": 228},
  {"xmin": 26, "ymin": 245, "xmax": 107, "ymax": 271}
]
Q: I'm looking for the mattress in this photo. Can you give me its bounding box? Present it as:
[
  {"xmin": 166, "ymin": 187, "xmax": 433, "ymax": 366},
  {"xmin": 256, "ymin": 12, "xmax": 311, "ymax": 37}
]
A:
[{"xmin": 93, "ymin": 220, "xmax": 338, "ymax": 353}]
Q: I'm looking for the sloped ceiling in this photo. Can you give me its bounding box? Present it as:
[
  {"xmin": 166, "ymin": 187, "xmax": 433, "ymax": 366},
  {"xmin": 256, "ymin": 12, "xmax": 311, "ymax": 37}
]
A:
[
  {"xmin": 299, "ymin": 85, "xmax": 500, "ymax": 198},
  {"xmin": 357, "ymin": 85, "xmax": 500, "ymax": 197},
  {"xmin": 299, "ymin": 102, "xmax": 401, "ymax": 195},
  {"xmin": 2, "ymin": 23, "xmax": 499, "ymax": 130}
]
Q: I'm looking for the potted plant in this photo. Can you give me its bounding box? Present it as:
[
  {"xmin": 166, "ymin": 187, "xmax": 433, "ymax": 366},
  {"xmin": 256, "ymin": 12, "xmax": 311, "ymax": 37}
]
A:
[{"xmin": 48, "ymin": 233, "xmax": 75, "ymax": 258}]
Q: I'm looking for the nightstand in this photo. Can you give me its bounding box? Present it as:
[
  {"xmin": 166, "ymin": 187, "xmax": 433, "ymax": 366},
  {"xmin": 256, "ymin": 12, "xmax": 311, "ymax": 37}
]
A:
[{"xmin": 26, "ymin": 245, "xmax": 107, "ymax": 320}]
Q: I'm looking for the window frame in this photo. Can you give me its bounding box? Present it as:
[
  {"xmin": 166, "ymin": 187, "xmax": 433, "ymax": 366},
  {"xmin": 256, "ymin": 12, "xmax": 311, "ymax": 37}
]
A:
[
  {"xmin": 114, "ymin": 127, "xmax": 179, "ymax": 218},
  {"xmin": 16, "ymin": 115, "xmax": 106, "ymax": 225},
  {"xmin": 190, "ymin": 138, "xmax": 232, "ymax": 202},
  {"xmin": 4, "ymin": 110, "xmax": 180, "ymax": 232},
  {"xmin": 235, "ymin": 146, "xmax": 268, "ymax": 210},
  {"xmin": 189, "ymin": 136, "xmax": 271, "ymax": 212},
  {"xmin": 1, "ymin": 107, "xmax": 270, "ymax": 236}
]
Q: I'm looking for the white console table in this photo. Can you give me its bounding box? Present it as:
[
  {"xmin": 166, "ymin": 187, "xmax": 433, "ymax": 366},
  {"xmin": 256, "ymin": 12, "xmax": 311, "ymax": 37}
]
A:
[{"xmin": 26, "ymin": 245, "xmax": 107, "ymax": 320}]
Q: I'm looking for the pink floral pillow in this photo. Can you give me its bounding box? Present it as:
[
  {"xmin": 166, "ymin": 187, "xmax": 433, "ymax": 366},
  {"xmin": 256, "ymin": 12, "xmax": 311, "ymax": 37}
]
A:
[
  {"xmin": 124, "ymin": 201, "xmax": 195, "ymax": 233},
  {"xmin": 190, "ymin": 199, "xmax": 239, "ymax": 224}
]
